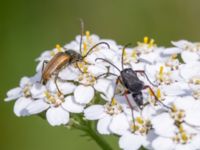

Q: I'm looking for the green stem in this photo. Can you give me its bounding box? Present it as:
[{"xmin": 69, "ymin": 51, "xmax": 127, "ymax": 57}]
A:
[
  {"xmin": 85, "ymin": 125, "xmax": 113, "ymax": 150},
  {"xmin": 73, "ymin": 121, "xmax": 113, "ymax": 150}
]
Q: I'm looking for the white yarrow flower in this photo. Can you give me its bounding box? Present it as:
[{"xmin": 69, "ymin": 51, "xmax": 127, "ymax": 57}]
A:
[{"xmin": 5, "ymin": 34, "xmax": 200, "ymax": 150}]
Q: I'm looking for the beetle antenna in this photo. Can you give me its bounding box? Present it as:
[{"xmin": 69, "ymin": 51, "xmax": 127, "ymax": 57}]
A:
[
  {"xmin": 121, "ymin": 43, "xmax": 132, "ymax": 70},
  {"xmin": 83, "ymin": 42, "xmax": 110, "ymax": 58},
  {"xmin": 143, "ymin": 72, "xmax": 158, "ymax": 87},
  {"xmin": 95, "ymin": 58, "xmax": 121, "ymax": 73},
  {"xmin": 79, "ymin": 19, "xmax": 84, "ymax": 55},
  {"xmin": 95, "ymin": 72, "xmax": 119, "ymax": 80},
  {"xmin": 135, "ymin": 70, "xmax": 158, "ymax": 87}
]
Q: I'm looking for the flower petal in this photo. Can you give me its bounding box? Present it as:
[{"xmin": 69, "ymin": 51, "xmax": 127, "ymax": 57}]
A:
[
  {"xmin": 142, "ymin": 105, "xmax": 157, "ymax": 120},
  {"xmin": 20, "ymin": 77, "xmax": 31, "ymax": 87},
  {"xmin": 57, "ymin": 82, "xmax": 76, "ymax": 95},
  {"xmin": 119, "ymin": 132, "xmax": 149, "ymax": 150},
  {"xmin": 46, "ymin": 107, "xmax": 69, "ymax": 126},
  {"xmin": 30, "ymin": 83, "xmax": 46, "ymax": 99},
  {"xmin": 152, "ymin": 113, "xmax": 176, "ymax": 137},
  {"xmin": 5, "ymin": 87, "xmax": 22, "ymax": 101},
  {"xmin": 109, "ymin": 113, "xmax": 129, "ymax": 135},
  {"xmin": 35, "ymin": 50, "xmax": 52, "ymax": 62},
  {"xmin": 94, "ymin": 79, "xmax": 115, "ymax": 101},
  {"xmin": 46, "ymin": 79, "xmax": 76, "ymax": 95},
  {"xmin": 84, "ymin": 105, "xmax": 105, "ymax": 120},
  {"xmin": 140, "ymin": 52, "xmax": 158, "ymax": 64},
  {"xmin": 172, "ymin": 40, "xmax": 190, "ymax": 49},
  {"xmin": 62, "ymin": 96, "xmax": 84, "ymax": 113},
  {"xmin": 181, "ymin": 51, "xmax": 199, "ymax": 63},
  {"xmin": 74, "ymin": 85, "xmax": 94, "ymax": 104},
  {"xmin": 174, "ymin": 96, "xmax": 196, "ymax": 110},
  {"xmin": 26, "ymin": 99, "xmax": 49, "ymax": 115},
  {"xmin": 163, "ymin": 47, "xmax": 182, "ymax": 55},
  {"xmin": 191, "ymin": 135, "xmax": 200, "ymax": 150},
  {"xmin": 87, "ymin": 64, "xmax": 107, "ymax": 76},
  {"xmin": 14, "ymin": 97, "xmax": 33, "ymax": 117},
  {"xmin": 152, "ymin": 137, "xmax": 175, "ymax": 150},
  {"xmin": 174, "ymin": 97, "xmax": 200, "ymax": 126},
  {"xmin": 58, "ymin": 66, "xmax": 80, "ymax": 81},
  {"xmin": 97, "ymin": 115, "xmax": 112, "ymax": 134},
  {"xmin": 180, "ymin": 62, "xmax": 200, "ymax": 81},
  {"xmin": 161, "ymin": 82, "xmax": 189, "ymax": 96}
]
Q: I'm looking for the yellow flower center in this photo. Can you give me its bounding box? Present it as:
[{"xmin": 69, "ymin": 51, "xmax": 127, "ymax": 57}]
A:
[
  {"xmin": 44, "ymin": 91, "xmax": 64, "ymax": 107},
  {"xmin": 23, "ymin": 85, "xmax": 31, "ymax": 97},
  {"xmin": 83, "ymin": 42, "xmax": 87, "ymax": 56},
  {"xmin": 190, "ymin": 76, "xmax": 200, "ymax": 85},
  {"xmin": 156, "ymin": 66, "xmax": 172, "ymax": 84},
  {"xmin": 104, "ymin": 100, "xmax": 123, "ymax": 115},
  {"xmin": 156, "ymin": 88, "xmax": 161, "ymax": 100},
  {"xmin": 165, "ymin": 56, "xmax": 180, "ymax": 71},
  {"xmin": 131, "ymin": 117, "xmax": 151, "ymax": 135},
  {"xmin": 111, "ymin": 98, "xmax": 117, "ymax": 105},
  {"xmin": 136, "ymin": 117, "xmax": 144, "ymax": 124},
  {"xmin": 148, "ymin": 88, "xmax": 163, "ymax": 105},
  {"xmin": 170, "ymin": 105, "xmax": 185, "ymax": 122},
  {"xmin": 143, "ymin": 36, "xmax": 155, "ymax": 47},
  {"xmin": 50, "ymin": 44, "xmax": 63, "ymax": 56},
  {"xmin": 56, "ymin": 44, "xmax": 63, "ymax": 52},
  {"xmin": 81, "ymin": 30, "xmax": 93, "ymax": 56},
  {"xmin": 123, "ymin": 49, "xmax": 138, "ymax": 64},
  {"xmin": 158, "ymin": 66, "xmax": 164, "ymax": 81},
  {"xmin": 78, "ymin": 72, "xmax": 96, "ymax": 86},
  {"xmin": 193, "ymin": 90, "xmax": 200, "ymax": 100},
  {"xmin": 143, "ymin": 36, "xmax": 149, "ymax": 44},
  {"xmin": 131, "ymin": 49, "xmax": 137, "ymax": 60},
  {"xmin": 172, "ymin": 124, "xmax": 193, "ymax": 144},
  {"xmin": 171, "ymin": 54, "xmax": 178, "ymax": 59},
  {"xmin": 86, "ymin": 30, "xmax": 90, "ymax": 41},
  {"xmin": 76, "ymin": 62, "xmax": 88, "ymax": 73}
]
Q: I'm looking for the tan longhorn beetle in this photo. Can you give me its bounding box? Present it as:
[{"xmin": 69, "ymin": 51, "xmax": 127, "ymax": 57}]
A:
[{"xmin": 41, "ymin": 20, "xmax": 110, "ymax": 94}]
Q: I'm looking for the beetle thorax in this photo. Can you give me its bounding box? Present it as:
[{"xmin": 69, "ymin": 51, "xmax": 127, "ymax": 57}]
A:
[
  {"xmin": 65, "ymin": 50, "xmax": 82, "ymax": 62},
  {"xmin": 120, "ymin": 68, "xmax": 144, "ymax": 94}
]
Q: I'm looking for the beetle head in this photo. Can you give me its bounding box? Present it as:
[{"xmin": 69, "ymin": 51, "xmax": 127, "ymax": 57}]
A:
[
  {"xmin": 121, "ymin": 68, "xmax": 137, "ymax": 79},
  {"xmin": 65, "ymin": 50, "xmax": 82, "ymax": 62}
]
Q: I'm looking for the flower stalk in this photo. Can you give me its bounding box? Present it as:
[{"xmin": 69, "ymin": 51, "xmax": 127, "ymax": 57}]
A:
[
  {"xmin": 72, "ymin": 116, "xmax": 113, "ymax": 150},
  {"xmin": 84, "ymin": 124, "xmax": 113, "ymax": 150}
]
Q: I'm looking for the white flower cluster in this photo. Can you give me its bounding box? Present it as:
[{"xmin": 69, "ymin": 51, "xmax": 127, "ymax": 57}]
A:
[{"xmin": 5, "ymin": 32, "xmax": 200, "ymax": 150}]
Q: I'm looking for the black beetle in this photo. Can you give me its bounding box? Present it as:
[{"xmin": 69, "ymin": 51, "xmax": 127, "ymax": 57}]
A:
[{"xmin": 95, "ymin": 44, "xmax": 159, "ymax": 110}]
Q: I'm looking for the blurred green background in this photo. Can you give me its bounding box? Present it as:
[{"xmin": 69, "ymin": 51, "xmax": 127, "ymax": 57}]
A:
[{"xmin": 1, "ymin": 0, "xmax": 200, "ymax": 150}]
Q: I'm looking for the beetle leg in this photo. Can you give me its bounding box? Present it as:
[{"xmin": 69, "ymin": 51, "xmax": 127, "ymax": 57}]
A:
[
  {"xmin": 143, "ymin": 85, "xmax": 171, "ymax": 110},
  {"xmin": 54, "ymin": 73, "xmax": 62, "ymax": 96},
  {"xmin": 41, "ymin": 60, "xmax": 49, "ymax": 72},
  {"xmin": 116, "ymin": 77, "xmax": 136, "ymax": 126},
  {"xmin": 143, "ymin": 85, "xmax": 158, "ymax": 100},
  {"xmin": 111, "ymin": 77, "xmax": 136, "ymax": 127},
  {"xmin": 110, "ymin": 77, "xmax": 120, "ymax": 99},
  {"xmin": 123, "ymin": 90, "xmax": 136, "ymax": 128},
  {"xmin": 76, "ymin": 62, "xmax": 84, "ymax": 73},
  {"xmin": 40, "ymin": 60, "xmax": 49, "ymax": 84},
  {"xmin": 56, "ymin": 77, "xmax": 76, "ymax": 84}
]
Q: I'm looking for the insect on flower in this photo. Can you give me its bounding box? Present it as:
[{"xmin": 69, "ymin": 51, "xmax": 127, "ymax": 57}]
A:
[
  {"xmin": 95, "ymin": 44, "xmax": 166, "ymax": 111},
  {"xmin": 40, "ymin": 20, "xmax": 110, "ymax": 94}
]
